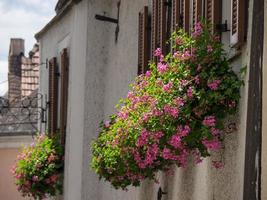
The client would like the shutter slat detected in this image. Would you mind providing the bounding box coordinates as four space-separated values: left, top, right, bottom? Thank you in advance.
172 0 180 32
152 0 159 59
138 6 149 75
230 0 245 46
48 57 58 137
182 0 190 33
205 0 222 34
158 0 167 54
192 0 202 30
60 48 69 146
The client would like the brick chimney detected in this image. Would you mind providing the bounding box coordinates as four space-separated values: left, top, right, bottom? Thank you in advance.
8 38 25 103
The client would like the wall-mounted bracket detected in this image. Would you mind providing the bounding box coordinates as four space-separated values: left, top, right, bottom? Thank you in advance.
216 20 230 32
95 1 121 43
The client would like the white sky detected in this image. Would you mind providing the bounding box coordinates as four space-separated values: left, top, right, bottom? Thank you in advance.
0 0 57 96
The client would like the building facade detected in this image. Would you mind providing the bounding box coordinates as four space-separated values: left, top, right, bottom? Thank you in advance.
36 0 266 199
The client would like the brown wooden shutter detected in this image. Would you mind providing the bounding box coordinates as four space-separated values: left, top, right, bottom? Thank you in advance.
158 0 168 55
60 48 69 146
205 0 222 33
172 0 181 32
152 0 159 59
181 0 190 33
48 57 58 137
192 0 203 28
138 6 149 75
230 0 245 47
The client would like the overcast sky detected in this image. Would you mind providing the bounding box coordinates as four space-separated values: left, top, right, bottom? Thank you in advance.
0 0 57 96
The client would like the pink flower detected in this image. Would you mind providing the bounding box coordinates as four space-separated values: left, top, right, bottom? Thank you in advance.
192 22 202 37
164 105 179 118
177 125 191 137
207 45 213 53
169 134 182 149
32 176 39 182
104 121 110 128
202 116 216 127
180 79 188 86
208 79 221 90
181 50 191 60
173 51 182 59
157 63 168 74
176 38 183 45
163 81 173 92
154 48 162 57
48 154 56 163
211 127 220 136
187 86 194 98
136 129 149 147
202 138 221 151
145 70 152 77
50 174 59 183
127 91 134 99
174 97 185 107
118 110 129 120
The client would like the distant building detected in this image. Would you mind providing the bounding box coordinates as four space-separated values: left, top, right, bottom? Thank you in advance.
8 39 39 103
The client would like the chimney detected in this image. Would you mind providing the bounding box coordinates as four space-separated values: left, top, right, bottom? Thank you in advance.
8 38 25 103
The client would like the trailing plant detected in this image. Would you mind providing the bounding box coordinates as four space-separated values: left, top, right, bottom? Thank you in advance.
11 134 64 199
91 21 243 190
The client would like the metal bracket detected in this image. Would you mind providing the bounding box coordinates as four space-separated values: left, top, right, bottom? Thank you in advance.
216 20 230 32
95 1 121 43
157 187 167 200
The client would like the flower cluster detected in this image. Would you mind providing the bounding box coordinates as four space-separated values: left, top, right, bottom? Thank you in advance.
11 134 64 199
91 22 243 189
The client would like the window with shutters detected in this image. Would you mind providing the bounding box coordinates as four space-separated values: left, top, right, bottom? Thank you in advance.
138 6 149 75
60 48 69 146
230 0 246 47
48 57 59 137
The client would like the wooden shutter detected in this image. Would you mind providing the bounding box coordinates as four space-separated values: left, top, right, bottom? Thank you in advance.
158 0 167 55
172 0 181 32
181 0 190 33
152 0 159 59
138 6 149 75
205 0 222 33
60 48 69 146
192 0 203 28
230 0 245 46
48 57 58 137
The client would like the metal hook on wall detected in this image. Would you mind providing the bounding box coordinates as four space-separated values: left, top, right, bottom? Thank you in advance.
95 0 121 43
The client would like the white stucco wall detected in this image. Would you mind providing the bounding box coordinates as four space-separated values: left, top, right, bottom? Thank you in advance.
37 0 254 199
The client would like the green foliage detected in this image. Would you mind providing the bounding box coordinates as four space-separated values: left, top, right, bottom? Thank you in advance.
11 134 64 199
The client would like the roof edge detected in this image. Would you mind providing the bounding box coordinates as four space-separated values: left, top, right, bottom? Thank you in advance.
35 0 75 40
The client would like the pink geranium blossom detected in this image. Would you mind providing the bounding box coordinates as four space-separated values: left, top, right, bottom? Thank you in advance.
157 62 168 74
208 79 221 90
203 116 216 127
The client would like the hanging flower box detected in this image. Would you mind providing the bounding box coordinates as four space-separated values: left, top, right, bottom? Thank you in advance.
91 21 243 190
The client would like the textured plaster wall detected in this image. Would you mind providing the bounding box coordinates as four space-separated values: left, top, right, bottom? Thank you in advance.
262 0 267 198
